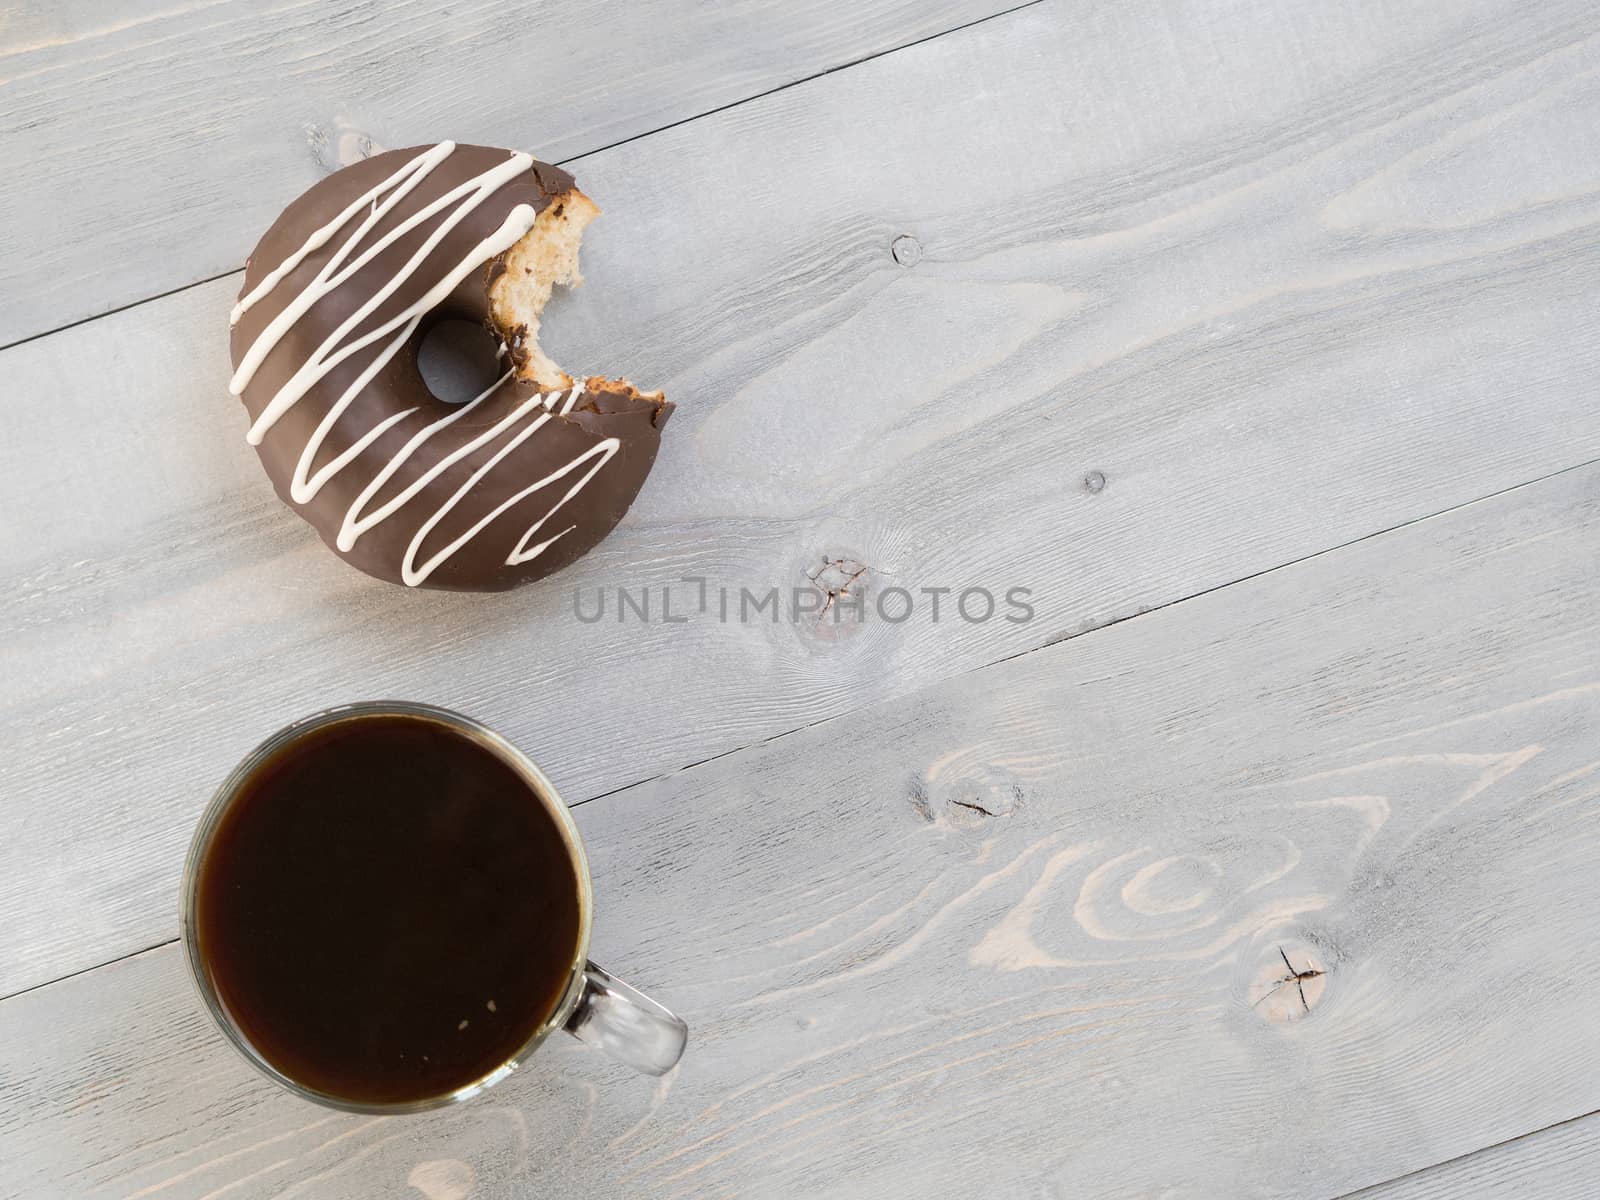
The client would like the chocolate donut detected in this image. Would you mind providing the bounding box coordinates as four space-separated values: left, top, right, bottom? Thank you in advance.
228 142 671 591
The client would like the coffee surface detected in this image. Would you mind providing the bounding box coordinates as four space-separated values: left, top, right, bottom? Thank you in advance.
195 713 582 1105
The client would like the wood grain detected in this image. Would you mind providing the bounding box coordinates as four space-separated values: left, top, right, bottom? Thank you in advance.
3 457 1599 1198
0 0 1022 347
5 0 1600 998
1349 1112 1600 1199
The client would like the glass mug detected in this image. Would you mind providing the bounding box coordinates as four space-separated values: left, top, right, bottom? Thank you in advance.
180 701 687 1114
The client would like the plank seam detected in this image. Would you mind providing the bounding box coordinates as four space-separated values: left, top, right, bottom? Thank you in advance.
0 938 177 1006
576 448 1600 808
0 0 1051 357
1334 1106 1600 1198
976 451 1600 680
10 451 1595 1007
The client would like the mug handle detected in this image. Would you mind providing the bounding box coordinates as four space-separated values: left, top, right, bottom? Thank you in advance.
564 962 688 1075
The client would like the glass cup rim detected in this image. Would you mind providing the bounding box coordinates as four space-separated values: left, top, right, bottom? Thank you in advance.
179 699 596 1115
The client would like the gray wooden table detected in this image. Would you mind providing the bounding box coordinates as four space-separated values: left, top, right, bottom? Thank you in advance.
4 1 1600 1196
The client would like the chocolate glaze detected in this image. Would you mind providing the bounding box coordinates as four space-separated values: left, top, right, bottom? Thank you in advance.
229 144 671 591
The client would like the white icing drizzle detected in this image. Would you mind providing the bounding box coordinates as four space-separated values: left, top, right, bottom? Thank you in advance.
239 187 536 440
401 419 620 588
231 142 624 587
229 141 455 329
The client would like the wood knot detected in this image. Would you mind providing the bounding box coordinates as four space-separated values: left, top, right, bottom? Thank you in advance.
890 234 923 267
793 556 872 647
806 557 869 611
909 764 1022 829
1249 942 1328 1023
306 119 381 172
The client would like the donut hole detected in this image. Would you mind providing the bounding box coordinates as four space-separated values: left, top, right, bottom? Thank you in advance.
417 319 505 405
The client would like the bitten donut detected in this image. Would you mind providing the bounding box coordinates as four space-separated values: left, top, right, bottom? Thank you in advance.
228 142 671 591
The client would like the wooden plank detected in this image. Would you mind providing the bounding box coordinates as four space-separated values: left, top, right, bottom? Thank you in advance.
1349 1113 1600 1199
0 0 1022 347
3 462 1599 1198
5 0 1600 997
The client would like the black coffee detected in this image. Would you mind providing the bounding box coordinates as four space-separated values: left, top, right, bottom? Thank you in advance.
194 713 583 1105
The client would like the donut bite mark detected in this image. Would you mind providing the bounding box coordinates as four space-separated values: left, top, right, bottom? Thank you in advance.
487 189 594 388
228 142 672 592
486 190 670 424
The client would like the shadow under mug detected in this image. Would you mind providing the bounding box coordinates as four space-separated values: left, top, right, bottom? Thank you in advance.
179 700 688 1114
